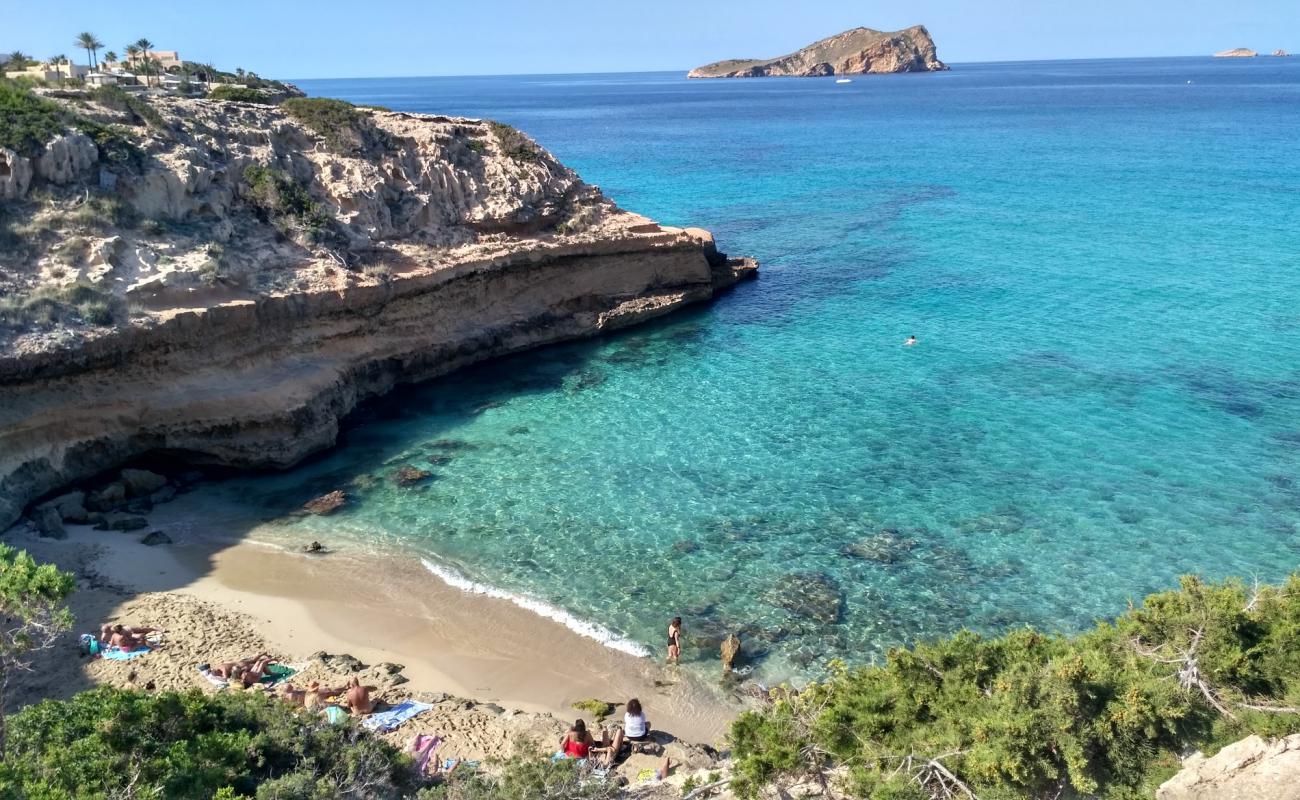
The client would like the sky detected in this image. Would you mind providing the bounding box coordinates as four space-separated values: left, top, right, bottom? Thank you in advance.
5 0 1297 79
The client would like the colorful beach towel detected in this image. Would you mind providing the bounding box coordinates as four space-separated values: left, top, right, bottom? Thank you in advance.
102 647 150 661
361 700 433 732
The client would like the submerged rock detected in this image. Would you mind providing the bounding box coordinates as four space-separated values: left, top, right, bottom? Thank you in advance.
391 467 433 487
767 572 844 625
302 490 348 515
841 529 917 563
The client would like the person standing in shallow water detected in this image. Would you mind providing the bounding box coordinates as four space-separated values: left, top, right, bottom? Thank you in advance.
667 617 682 664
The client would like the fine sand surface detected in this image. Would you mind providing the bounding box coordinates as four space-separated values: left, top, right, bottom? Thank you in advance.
6 512 744 750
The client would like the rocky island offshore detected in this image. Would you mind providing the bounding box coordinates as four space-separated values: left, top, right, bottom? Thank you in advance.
0 84 755 528
688 25 947 79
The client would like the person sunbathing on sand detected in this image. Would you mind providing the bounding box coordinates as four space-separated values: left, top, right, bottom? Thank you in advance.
344 676 378 715
208 654 274 686
104 624 162 650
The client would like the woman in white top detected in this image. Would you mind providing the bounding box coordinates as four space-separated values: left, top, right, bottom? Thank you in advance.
623 697 649 741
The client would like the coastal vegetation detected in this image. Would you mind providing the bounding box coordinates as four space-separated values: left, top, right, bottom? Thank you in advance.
487 122 541 163
729 573 1300 799
242 164 329 240
281 97 374 151
209 84 268 103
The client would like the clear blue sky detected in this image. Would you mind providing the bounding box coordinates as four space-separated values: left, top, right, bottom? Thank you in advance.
6 0 1297 78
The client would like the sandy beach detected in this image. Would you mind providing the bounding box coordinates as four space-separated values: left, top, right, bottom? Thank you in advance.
5 495 745 772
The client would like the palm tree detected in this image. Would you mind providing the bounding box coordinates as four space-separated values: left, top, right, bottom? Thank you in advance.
75 32 103 69
103 50 118 69
124 44 141 81
48 54 68 85
133 38 155 86
3 51 32 72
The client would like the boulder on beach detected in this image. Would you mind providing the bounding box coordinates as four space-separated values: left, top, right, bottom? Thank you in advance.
33 506 66 538
140 531 173 546
86 482 127 512
121 469 168 497
38 490 89 524
108 517 149 532
302 490 348 515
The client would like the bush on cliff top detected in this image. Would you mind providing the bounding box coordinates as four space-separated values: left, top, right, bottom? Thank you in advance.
0 687 423 799
486 121 541 163
0 78 70 156
242 164 328 239
281 96 372 151
209 84 268 104
730 573 1300 799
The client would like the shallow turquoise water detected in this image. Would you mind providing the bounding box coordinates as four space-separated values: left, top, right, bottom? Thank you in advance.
205 59 1300 679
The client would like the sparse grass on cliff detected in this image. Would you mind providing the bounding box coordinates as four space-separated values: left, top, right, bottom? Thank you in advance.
91 84 166 128
242 164 329 240
729 573 1300 799
0 281 121 331
487 121 541 163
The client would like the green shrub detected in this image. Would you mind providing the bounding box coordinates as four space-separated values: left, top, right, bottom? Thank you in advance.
0 78 69 156
729 573 1300 799
420 750 621 800
91 84 165 128
0 687 422 799
487 122 541 163
281 97 368 151
242 164 328 239
570 699 615 722
209 85 267 104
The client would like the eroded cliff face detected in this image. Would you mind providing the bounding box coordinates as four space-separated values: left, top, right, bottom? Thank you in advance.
0 92 755 528
688 25 947 78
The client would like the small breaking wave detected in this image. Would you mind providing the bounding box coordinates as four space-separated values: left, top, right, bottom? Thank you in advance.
419 558 652 658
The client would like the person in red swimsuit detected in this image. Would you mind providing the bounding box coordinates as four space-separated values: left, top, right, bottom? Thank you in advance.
559 719 595 759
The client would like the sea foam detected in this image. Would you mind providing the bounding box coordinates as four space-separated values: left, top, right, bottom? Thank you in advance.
420 558 652 658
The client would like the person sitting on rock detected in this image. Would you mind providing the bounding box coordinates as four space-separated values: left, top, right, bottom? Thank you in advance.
303 679 346 710
279 683 307 707
558 719 595 759
344 676 378 715
623 698 650 743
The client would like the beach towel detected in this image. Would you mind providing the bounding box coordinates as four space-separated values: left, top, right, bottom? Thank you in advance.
198 667 228 688
361 700 433 732
102 646 150 661
408 734 442 775
324 706 350 726
260 664 296 684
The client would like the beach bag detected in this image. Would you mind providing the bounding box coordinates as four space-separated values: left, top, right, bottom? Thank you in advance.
78 634 101 657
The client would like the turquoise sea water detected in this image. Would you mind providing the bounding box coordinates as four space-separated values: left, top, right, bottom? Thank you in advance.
205 59 1300 680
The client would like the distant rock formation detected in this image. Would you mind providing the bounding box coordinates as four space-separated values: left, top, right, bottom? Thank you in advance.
1214 48 1258 58
1158 734 1300 800
688 25 947 79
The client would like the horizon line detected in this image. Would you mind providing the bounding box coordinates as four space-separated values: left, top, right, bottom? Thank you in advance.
286 52 1290 83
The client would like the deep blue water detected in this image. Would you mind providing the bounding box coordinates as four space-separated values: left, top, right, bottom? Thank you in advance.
206 58 1300 679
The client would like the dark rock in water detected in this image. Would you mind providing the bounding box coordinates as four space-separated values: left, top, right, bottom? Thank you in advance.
564 369 607 393
120 468 168 497
33 506 66 539
767 571 844 624
109 516 149 532
429 439 476 451
39 490 88 524
86 482 127 512
150 486 178 505
140 530 172 546
425 454 454 466
841 529 916 563
391 467 433 486
302 490 348 515
303 541 327 554
472 401 503 414
673 539 699 554
506 426 530 436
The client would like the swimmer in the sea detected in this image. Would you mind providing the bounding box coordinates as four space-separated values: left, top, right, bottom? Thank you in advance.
905 335 917 346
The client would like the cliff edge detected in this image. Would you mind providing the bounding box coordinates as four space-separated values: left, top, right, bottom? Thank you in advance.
688 25 947 78
0 87 755 528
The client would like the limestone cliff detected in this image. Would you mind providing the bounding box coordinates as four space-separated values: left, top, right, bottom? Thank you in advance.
688 25 947 79
0 90 755 529
1158 734 1300 800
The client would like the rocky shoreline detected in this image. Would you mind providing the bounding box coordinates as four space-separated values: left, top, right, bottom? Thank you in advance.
0 90 756 530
